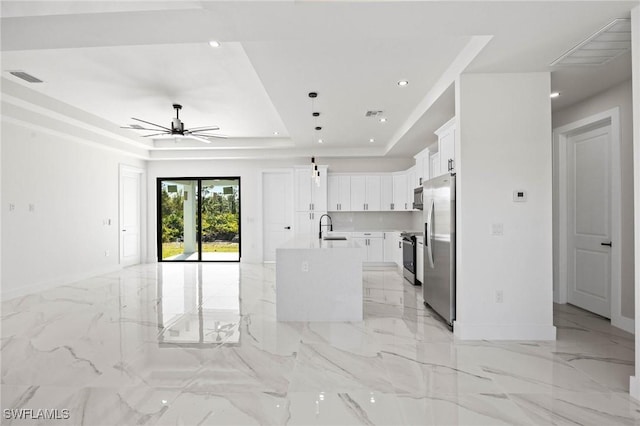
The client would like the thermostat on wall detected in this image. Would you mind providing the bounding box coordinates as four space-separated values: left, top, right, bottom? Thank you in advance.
513 190 527 202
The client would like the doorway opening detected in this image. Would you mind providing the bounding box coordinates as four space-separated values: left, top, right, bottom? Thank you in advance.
555 107 630 332
157 177 241 262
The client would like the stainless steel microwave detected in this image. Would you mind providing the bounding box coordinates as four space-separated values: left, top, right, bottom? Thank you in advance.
413 186 423 210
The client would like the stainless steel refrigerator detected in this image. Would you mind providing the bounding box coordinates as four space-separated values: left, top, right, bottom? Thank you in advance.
423 173 456 326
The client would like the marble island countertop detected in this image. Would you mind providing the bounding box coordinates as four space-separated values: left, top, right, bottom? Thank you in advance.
277 235 361 250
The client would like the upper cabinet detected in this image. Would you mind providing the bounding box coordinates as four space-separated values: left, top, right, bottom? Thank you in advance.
294 166 327 212
434 117 456 176
327 175 351 211
406 166 417 211
413 148 431 186
350 175 381 211
430 152 441 180
380 175 394 211
350 176 366 211
392 173 409 211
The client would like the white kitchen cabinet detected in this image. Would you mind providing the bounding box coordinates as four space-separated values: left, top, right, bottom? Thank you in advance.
352 232 384 262
365 176 381 211
350 175 381 211
294 166 327 212
327 174 351 211
380 175 394 211
384 232 402 264
294 211 326 236
416 236 424 284
350 176 366 211
435 117 456 176
407 166 417 211
393 173 409 211
414 147 430 186
430 153 441 179
368 237 384 262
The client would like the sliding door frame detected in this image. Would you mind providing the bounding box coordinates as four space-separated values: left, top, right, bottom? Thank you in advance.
156 176 241 262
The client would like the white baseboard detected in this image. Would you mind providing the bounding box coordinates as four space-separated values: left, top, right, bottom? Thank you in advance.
454 322 557 340
630 376 640 401
363 262 397 269
612 314 635 335
1 264 123 301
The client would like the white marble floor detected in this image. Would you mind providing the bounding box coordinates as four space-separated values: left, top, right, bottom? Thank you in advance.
1 262 638 425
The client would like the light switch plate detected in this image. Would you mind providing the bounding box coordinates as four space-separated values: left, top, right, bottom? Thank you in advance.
491 223 504 236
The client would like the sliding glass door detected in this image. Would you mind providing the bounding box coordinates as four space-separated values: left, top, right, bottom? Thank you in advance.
157 177 240 262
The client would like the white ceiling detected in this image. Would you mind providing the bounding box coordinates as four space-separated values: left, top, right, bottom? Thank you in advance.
1 1 636 160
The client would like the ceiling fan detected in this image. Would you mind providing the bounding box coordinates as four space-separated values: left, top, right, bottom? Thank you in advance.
122 104 226 143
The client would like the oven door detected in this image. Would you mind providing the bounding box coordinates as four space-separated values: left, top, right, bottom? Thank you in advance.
402 237 416 283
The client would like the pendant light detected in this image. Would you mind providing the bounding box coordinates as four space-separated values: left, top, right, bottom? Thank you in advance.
309 92 321 186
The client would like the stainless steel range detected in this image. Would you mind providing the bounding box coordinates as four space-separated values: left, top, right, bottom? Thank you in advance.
401 231 423 285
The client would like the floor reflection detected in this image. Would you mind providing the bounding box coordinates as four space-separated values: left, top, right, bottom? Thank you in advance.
157 263 241 346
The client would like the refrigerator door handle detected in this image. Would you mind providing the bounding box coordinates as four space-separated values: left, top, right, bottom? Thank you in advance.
426 200 435 268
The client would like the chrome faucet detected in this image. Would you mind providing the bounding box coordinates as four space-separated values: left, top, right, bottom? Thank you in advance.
318 214 333 239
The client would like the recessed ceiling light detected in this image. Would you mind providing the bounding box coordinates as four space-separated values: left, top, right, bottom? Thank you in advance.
208 40 221 48
550 92 560 98
369 138 375 143
397 80 409 87
379 118 387 123
318 139 323 144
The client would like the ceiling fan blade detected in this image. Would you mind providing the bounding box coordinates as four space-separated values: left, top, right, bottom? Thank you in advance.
191 133 228 139
131 117 172 131
187 125 220 132
141 132 171 138
121 126 168 132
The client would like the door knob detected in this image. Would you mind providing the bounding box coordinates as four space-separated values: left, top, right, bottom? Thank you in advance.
601 242 612 247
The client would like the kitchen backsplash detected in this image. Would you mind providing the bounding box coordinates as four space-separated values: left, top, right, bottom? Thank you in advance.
331 211 421 232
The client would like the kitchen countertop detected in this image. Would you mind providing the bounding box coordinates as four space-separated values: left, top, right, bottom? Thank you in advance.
277 235 361 250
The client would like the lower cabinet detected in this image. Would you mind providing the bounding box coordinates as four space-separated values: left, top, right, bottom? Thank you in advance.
352 232 384 262
416 236 424 283
384 232 402 265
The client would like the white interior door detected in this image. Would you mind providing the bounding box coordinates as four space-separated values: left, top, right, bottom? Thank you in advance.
263 171 293 262
567 125 612 318
120 166 142 266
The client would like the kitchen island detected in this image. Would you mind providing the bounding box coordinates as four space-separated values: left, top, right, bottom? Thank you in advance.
275 235 364 321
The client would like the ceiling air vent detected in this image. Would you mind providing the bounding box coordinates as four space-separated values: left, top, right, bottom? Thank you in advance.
365 110 384 117
550 18 631 66
9 71 43 83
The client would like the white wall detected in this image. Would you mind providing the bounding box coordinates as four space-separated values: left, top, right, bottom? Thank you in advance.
552 79 634 320
455 72 556 340
1 120 146 299
147 157 415 263
630 4 640 402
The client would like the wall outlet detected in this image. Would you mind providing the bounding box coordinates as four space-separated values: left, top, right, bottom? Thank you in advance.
495 290 503 303
8 203 15 212
301 261 309 272
491 223 504 236
28 204 35 212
